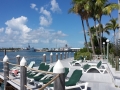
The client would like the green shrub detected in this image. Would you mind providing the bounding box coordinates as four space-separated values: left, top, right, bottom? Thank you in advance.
74 52 91 60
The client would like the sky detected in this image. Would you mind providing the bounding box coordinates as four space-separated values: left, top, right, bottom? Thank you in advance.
0 0 119 49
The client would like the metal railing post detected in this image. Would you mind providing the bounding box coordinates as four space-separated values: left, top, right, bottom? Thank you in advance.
16 55 21 65
3 55 9 90
20 57 27 90
43 54 46 62
53 60 65 90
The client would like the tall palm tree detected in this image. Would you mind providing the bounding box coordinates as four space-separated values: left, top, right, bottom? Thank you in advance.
97 24 110 38
75 0 96 54
90 0 119 54
105 18 119 42
88 25 110 46
69 0 90 52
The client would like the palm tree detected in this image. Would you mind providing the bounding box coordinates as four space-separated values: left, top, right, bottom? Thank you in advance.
75 0 96 54
88 25 110 46
105 18 119 42
69 0 90 52
90 0 119 54
97 24 110 38
69 0 119 55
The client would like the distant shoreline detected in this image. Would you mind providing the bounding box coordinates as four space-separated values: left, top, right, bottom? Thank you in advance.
0 50 75 52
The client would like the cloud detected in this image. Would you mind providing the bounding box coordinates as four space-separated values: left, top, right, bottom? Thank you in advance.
30 3 38 11
3 16 32 43
40 7 51 17
35 8 38 11
5 16 31 33
28 27 67 41
51 31 67 39
39 7 52 26
0 39 4 42
52 39 68 47
41 39 49 43
32 39 39 43
0 16 67 47
0 28 4 33
30 3 36 9
50 0 61 13
5 27 12 34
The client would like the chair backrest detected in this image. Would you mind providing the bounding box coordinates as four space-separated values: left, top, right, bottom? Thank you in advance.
83 64 91 71
38 62 46 70
43 64 50 71
49 66 54 72
65 68 69 77
65 69 82 86
28 61 35 68
97 61 102 68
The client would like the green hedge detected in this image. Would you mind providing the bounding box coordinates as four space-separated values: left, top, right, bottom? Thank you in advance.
74 52 91 60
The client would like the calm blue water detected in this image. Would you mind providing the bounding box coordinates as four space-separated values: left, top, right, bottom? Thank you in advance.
0 51 74 72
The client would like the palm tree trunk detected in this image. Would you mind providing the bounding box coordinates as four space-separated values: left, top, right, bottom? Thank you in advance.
93 19 100 45
97 19 102 54
81 17 89 52
114 29 115 43
86 19 95 54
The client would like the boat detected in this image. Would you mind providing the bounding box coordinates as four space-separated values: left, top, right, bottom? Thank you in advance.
19 44 35 52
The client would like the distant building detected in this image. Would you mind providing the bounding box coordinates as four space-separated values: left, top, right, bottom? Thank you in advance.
70 48 80 51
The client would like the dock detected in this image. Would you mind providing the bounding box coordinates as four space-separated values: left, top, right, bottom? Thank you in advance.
0 57 120 90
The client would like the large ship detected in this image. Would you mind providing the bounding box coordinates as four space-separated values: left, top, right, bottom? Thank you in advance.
19 44 35 52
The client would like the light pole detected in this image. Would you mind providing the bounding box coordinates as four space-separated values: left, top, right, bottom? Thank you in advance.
106 39 109 61
103 42 105 60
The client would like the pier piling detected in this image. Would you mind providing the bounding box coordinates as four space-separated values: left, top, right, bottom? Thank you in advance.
64 52 66 59
60 53 62 60
4 49 6 56
67 52 69 58
16 55 21 65
3 55 9 90
43 54 46 62
50 52 53 63
69 52 71 58
56 53 58 61
53 60 65 90
20 57 27 90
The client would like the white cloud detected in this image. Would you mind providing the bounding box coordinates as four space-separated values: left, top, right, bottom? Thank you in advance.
30 3 36 9
41 39 49 43
51 31 67 38
0 39 4 42
40 7 51 17
0 15 67 48
5 27 12 34
35 8 38 11
39 16 52 26
3 16 32 43
50 0 61 13
30 3 38 11
0 28 4 33
32 40 39 43
5 16 31 33
39 7 52 26
52 39 68 47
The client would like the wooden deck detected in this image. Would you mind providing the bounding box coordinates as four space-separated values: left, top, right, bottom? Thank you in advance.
0 57 120 90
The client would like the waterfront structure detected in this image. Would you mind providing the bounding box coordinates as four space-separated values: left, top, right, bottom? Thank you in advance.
19 44 35 52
